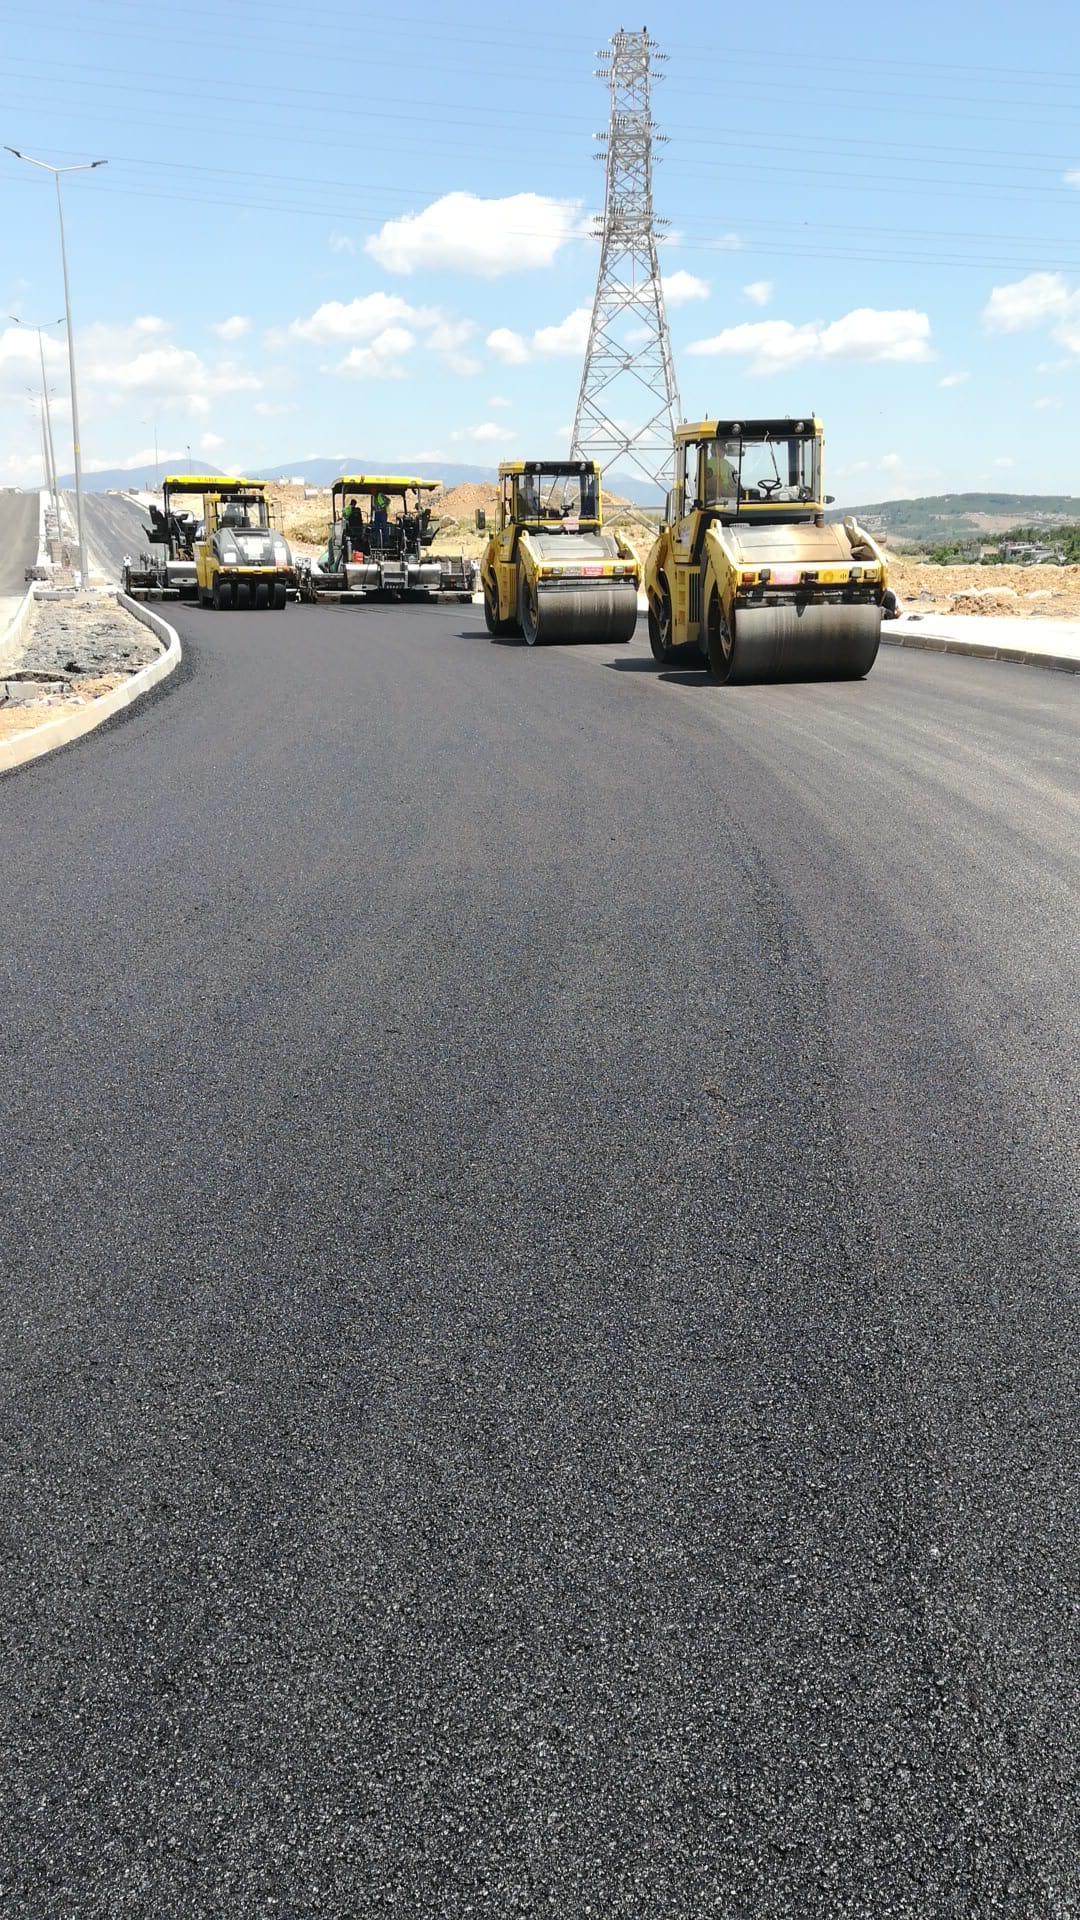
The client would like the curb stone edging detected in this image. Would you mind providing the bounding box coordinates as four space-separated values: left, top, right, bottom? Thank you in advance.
0 591 181 776
881 628 1079 674
0 584 39 673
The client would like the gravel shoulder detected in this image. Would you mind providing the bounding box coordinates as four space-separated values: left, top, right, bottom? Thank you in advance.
0 590 162 742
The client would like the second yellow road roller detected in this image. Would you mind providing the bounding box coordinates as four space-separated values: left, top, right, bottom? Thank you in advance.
479 460 640 645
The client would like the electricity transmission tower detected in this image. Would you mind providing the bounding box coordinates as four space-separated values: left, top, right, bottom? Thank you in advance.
571 27 681 492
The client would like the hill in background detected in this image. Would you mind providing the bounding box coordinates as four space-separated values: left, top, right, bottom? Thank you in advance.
829 492 1080 545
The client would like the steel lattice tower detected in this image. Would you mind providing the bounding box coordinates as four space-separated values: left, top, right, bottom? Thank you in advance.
571 26 681 492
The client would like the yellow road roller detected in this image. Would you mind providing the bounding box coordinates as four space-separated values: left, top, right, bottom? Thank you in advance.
644 418 888 681
479 460 640 646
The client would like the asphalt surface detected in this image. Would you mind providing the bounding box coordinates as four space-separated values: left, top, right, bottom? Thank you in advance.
69 489 156 582
0 489 39 600
2 605 1077 1917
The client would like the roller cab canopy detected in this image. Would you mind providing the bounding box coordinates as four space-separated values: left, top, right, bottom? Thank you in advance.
496 460 603 530
674 419 826 521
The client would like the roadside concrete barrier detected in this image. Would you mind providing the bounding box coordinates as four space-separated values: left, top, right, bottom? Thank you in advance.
0 584 38 674
0 592 181 776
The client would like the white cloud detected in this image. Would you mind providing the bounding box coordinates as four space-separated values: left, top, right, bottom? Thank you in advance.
983 272 1080 355
75 321 262 417
982 271 1073 331
743 280 773 307
533 306 591 357
487 326 530 366
329 232 355 254
819 308 933 362
211 315 250 341
366 192 583 277
992 456 1014 468
708 233 743 251
879 452 902 471
687 306 933 374
487 394 512 409
404 449 444 462
662 270 709 307
1064 170 1080 188
452 421 517 445
199 432 225 452
489 306 593 366
287 292 436 345
254 399 296 416
938 371 969 388
334 325 416 379
1033 394 1064 411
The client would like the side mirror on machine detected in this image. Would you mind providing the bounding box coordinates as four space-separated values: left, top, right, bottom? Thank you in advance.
824 495 835 504
475 508 486 531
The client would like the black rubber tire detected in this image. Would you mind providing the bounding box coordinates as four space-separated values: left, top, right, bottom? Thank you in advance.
235 582 252 612
212 576 233 611
272 581 288 611
255 581 270 611
706 589 736 683
648 582 676 665
518 573 541 646
483 574 513 637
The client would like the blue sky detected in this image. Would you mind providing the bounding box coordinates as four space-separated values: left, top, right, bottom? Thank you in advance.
2 0 1079 499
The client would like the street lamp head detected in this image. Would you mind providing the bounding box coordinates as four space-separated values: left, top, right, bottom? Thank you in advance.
6 148 109 175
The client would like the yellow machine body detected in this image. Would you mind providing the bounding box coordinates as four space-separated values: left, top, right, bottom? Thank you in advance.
479 460 640 646
643 419 888 681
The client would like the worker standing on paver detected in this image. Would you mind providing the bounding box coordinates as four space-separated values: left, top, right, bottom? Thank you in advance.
373 489 390 545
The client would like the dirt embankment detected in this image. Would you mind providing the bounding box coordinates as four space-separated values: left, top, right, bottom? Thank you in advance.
886 555 1080 619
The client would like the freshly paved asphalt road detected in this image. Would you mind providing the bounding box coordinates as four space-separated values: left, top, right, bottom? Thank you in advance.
2 605 1076 1917
68 489 156 582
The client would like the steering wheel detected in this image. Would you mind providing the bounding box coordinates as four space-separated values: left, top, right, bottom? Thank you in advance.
756 478 784 497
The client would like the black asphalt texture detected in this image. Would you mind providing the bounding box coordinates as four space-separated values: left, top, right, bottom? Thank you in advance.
2 605 1077 1917
70 490 156 582
0 490 39 594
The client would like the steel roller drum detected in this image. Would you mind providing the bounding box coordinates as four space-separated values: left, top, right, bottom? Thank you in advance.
730 600 881 683
533 583 639 645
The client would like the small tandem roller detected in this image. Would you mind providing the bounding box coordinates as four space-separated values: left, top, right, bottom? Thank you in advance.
479 460 641 647
644 417 889 683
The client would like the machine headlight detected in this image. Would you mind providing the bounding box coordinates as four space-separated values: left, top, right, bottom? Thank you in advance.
273 540 289 563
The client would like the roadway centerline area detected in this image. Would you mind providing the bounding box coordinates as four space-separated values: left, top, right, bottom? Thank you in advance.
2 602 1076 1915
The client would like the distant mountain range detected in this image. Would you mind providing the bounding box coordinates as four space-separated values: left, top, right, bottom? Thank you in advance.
57 457 665 505
53 472 1080 541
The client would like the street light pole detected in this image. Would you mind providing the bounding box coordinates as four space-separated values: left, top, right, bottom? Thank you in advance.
11 316 65 563
5 149 107 588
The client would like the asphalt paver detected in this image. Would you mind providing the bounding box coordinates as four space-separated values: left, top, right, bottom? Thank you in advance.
1 606 1076 1917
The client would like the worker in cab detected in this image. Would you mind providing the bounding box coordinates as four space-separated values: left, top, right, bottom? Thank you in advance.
704 442 739 502
345 497 364 557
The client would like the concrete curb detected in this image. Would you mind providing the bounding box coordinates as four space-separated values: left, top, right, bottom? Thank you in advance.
881 626 1079 674
0 584 38 673
0 592 181 776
